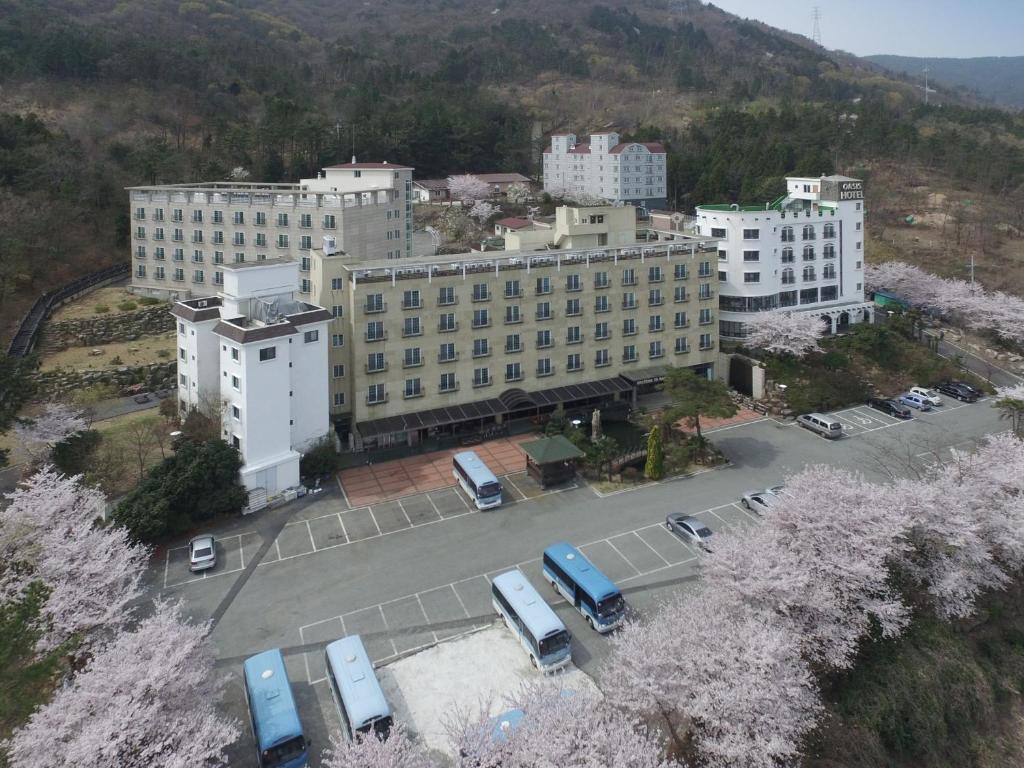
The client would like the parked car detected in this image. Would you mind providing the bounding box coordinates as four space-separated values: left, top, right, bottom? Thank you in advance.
741 487 784 515
909 386 942 406
866 397 913 419
796 413 844 439
898 392 933 411
665 513 713 551
188 535 217 572
935 380 981 402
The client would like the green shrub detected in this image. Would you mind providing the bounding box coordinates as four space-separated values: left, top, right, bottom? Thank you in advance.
112 439 247 541
137 296 161 306
644 425 664 480
109 355 123 365
93 304 109 314
116 300 137 312
300 438 340 478
156 349 170 359
51 429 101 477
621 466 641 483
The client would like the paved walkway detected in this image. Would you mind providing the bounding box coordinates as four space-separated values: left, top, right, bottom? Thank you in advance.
679 407 764 433
338 434 534 507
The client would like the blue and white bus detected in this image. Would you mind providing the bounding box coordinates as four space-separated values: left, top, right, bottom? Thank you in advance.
542 542 626 633
491 570 572 672
453 450 502 510
242 649 310 768
324 635 393 740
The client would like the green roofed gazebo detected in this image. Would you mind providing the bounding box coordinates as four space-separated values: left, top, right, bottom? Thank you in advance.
519 435 586 489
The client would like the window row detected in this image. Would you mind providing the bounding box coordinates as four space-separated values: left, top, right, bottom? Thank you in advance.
134 209 340 229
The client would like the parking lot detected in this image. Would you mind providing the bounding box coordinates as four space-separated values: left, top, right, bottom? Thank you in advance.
799 397 989 439
162 470 576 589
295 499 760 684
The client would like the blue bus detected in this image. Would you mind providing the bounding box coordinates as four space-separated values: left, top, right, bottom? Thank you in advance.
242 649 310 768
453 451 502 510
542 543 626 633
324 635 393 739
491 570 572 672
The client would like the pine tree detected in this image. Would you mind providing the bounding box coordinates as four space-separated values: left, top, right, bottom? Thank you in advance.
644 426 664 480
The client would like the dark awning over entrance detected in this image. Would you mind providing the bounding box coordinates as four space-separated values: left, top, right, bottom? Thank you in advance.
618 365 667 387
356 376 634 439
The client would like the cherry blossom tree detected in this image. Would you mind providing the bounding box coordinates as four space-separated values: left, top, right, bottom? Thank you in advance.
448 683 672 768
866 260 1024 345
0 466 147 651
995 383 1024 436
711 466 911 669
14 403 87 459
447 174 490 205
3 600 239 768
322 724 433 768
742 308 827 356
604 590 819 768
469 200 501 223
893 433 1024 619
505 182 531 204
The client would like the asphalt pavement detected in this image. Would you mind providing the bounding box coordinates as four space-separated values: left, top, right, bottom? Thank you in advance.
150 394 1007 766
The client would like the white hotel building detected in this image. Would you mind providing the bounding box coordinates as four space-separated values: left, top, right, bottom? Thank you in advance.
171 259 331 495
696 175 874 341
128 161 413 300
542 131 668 210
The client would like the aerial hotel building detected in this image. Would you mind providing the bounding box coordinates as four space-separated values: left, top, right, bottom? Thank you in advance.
695 175 874 341
128 161 413 300
542 131 667 210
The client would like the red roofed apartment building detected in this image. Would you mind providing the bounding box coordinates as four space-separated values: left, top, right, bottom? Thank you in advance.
542 131 667 211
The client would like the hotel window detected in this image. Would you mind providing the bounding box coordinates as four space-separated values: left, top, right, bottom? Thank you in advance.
649 341 664 358
567 353 582 371
367 384 386 404
440 373 457 392
505 279 522 298
255 212 266 226
277 213 289 227
231 375 240 390
594 271 609 289
331 305 343 318
505 362 522 382
699 308 712 325
304 330 319 343
595 321 609 340
743 250 759 262
566 274 581 292
699 333 713 349
135 264 146 278
536 330 552 349
404 378 422 398
473 338 490 357
277 234 289 248
505 305 521 324
333 393 345 407
675 337 689 354
744 272 760 283
472 309 490 328
300 213 312 228
402 317 422 337
623 318 637 336
566 326 581 344
472 283 490 302
439 342 456 362
595 349 610 367
536 301 552 320
742 228 759 239
332 334 344 348
193 270 204 283
648 316 663 332
536 358 552 376
233 211 244 225
622 344 637 362
622 268 637 286
648 265 663 282
439 313 457 332
472 368 490 387
331 277 343 290
674 311 688 328
505 334 521 353
366 321 385 341
300 235 312 250
258 346 276 362
673 264 688 280
402 290 422 309
333 364 345 378
536 276 552 295
323 214 336 229
648 289 663 306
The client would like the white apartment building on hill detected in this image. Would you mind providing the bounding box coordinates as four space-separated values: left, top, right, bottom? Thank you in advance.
128 161 413 300
171 259 331 495
696 175 874 341
542 132 667 210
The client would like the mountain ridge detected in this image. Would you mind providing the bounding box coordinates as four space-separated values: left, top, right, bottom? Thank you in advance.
865 54 1024 110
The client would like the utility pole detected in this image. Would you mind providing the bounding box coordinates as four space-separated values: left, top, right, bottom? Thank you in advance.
923 65 930 105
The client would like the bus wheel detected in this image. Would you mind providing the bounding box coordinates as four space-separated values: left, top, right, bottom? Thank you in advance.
530 655 538 669
586 616 594 631
551 580 559 593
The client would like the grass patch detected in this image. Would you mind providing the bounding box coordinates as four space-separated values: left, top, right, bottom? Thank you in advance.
39 333 176 373
0 585 69 747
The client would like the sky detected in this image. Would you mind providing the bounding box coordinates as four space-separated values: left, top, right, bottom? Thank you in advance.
707 0 1024 58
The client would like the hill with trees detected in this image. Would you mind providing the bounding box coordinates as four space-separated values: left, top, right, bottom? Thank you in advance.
866 54 1024 110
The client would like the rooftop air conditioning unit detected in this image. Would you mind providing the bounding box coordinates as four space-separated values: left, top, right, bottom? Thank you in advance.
323 235 337 255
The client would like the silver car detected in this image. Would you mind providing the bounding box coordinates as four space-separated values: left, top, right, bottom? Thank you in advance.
665 513 713 551
188 535 217 572
741 486 784 515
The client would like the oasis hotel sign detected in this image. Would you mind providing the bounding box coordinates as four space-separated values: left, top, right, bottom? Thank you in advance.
822 178 865 201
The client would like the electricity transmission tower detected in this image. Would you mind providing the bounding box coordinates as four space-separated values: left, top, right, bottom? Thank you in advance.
811 7 822 46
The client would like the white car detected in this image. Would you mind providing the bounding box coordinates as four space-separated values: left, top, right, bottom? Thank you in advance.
741 487 783 516
909 386 942 406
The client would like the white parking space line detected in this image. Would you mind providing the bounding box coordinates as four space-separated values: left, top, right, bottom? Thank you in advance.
335 512 350 544
336 474 351 509
414 594 439 645
396 498 413 527
274 538 283 562
425 493 443 521
305 520 316 552
368 507 383 536
163 550 171 589
633 530 671 567
504 473 526 500
605 538 642 576
453 487 472 510
449 584 471 619
378 605 398 657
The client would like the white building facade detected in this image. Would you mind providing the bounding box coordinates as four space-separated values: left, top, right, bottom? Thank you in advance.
542 132 667 210
696 175 874 341
171 259 332 496
129 161 413 300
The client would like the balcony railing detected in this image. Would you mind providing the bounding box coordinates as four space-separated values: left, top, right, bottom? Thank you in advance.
364 302 387 314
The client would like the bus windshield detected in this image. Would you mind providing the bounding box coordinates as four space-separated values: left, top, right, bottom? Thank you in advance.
538 629 571 658
263 736 306 768
477 481 501 499
358 715 393 739
597 594 625 618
